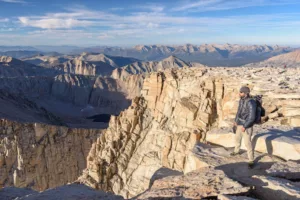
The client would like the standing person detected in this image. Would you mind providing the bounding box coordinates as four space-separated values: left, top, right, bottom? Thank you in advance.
231 86 257 169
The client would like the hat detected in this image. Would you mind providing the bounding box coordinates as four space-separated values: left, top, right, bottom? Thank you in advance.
240 86 250 94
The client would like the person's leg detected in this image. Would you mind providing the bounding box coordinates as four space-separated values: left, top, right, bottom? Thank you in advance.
244 127 254 162
234 125 243 153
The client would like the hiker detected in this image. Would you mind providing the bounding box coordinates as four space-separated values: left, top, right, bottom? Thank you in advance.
231 86 257 168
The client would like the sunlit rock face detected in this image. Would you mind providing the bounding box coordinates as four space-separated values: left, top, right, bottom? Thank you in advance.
2 66 300 199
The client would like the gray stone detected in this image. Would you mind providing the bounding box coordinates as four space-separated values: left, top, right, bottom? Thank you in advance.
253 176 300 200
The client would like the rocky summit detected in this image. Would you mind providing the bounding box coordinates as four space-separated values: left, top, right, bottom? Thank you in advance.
1 62 300 200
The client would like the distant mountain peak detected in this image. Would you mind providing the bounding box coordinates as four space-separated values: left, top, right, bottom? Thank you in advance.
162 55 180 62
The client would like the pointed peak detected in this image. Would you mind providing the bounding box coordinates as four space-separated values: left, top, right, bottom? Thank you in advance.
162 55 180 62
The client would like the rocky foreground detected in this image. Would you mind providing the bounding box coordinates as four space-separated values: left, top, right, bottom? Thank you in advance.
1 66 300 199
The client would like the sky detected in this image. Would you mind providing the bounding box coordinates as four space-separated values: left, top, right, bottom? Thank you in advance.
0 0 300 47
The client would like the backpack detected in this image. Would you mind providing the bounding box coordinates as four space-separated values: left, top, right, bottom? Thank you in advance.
251 95 265 124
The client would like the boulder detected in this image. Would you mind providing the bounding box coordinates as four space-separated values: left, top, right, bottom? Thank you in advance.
206 126 300 161
253 176 300 200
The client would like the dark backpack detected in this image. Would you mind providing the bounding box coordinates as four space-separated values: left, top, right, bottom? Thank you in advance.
251 95 265 124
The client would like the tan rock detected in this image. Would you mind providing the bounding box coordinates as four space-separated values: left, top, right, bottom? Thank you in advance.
0 119 98 190
279 107 300 117
184 151 209 174
268 93 300 99
268 112 279 119
206 126 300 161
290 117 300 127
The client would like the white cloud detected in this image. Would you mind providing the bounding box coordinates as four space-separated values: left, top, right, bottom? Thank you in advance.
6 5 300 46
19 17 93 29
15 7 300 31
172 0 300 12
144 5 164 12
0 0 26 3
172 0 222 11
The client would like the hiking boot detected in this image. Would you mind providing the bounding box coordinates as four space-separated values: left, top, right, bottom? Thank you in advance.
248 161 255 169
230 151 241 156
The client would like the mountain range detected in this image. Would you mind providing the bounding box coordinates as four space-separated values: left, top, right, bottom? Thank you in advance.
72 44 292 66
0 44 294 66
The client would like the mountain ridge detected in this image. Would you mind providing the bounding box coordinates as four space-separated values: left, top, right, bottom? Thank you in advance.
72 43 292 66
244 49 300 68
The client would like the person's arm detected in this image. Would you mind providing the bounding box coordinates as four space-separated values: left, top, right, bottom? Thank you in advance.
235 100 241 124
243 99 257 129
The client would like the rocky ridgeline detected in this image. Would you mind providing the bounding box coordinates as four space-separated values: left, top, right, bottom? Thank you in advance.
244 50 300 68
79 66 300 198
0 56 56 77
1 66 300 199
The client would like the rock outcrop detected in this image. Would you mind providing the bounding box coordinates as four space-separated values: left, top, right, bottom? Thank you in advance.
1 66 300 199
0 119 100 190
78 66 300 198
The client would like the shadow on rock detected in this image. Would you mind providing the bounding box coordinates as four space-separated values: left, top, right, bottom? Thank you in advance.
252 128 300 157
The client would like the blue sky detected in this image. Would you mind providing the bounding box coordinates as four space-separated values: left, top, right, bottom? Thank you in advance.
0 0 300 46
